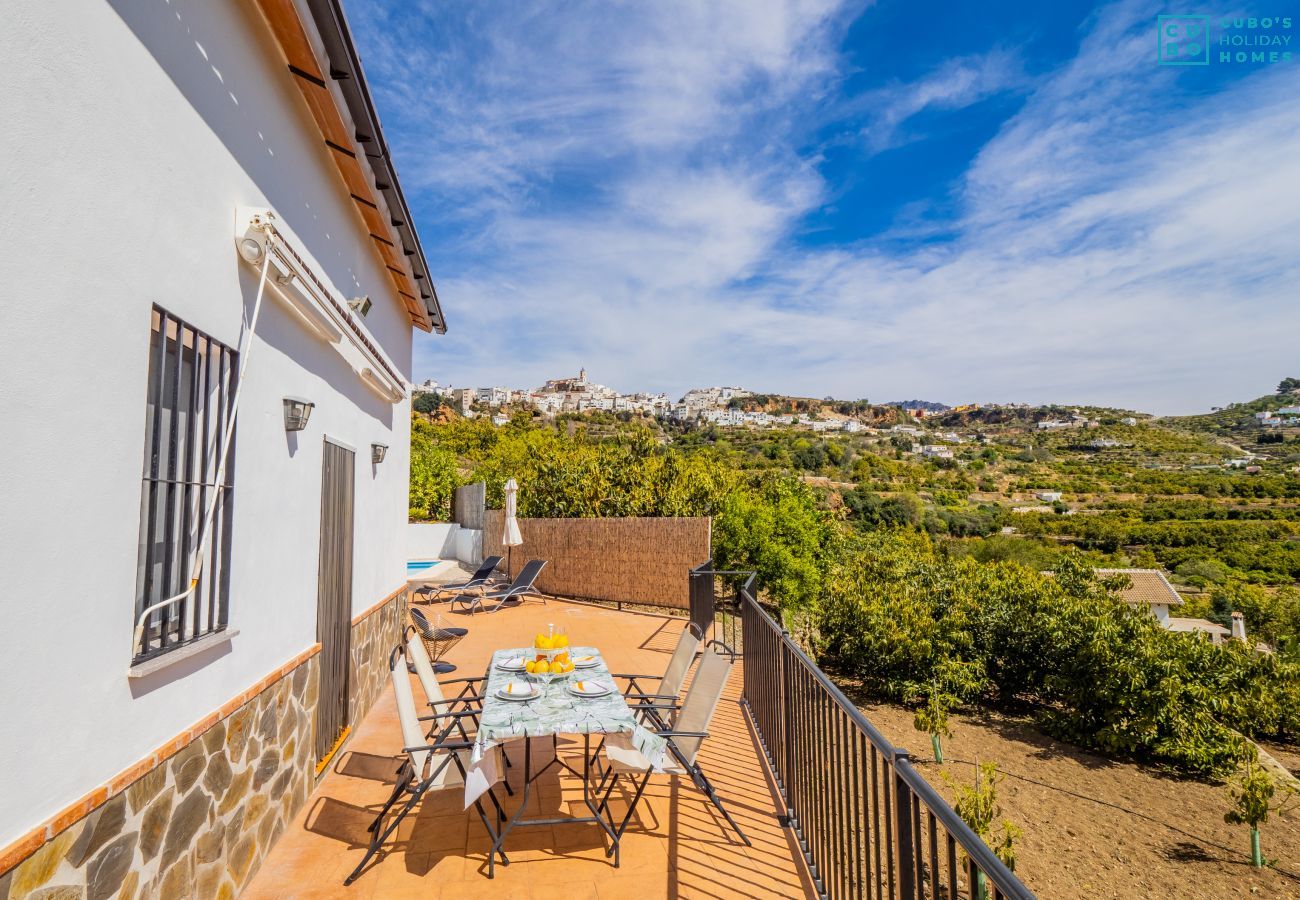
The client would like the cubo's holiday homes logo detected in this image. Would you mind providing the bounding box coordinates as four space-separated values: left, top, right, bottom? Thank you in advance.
1158 15 1294 65
1158 15 1210 64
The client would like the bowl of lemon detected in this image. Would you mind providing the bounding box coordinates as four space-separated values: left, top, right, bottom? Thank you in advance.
525 627 575 682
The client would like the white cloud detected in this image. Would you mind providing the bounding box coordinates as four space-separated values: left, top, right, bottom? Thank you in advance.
356 0 1300 414
853 50 1025 153
355 0 844 212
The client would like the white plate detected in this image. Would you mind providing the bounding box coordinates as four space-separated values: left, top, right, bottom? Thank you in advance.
572 655 600 669
496 657 527 672
495 681 539 701
568 680 612 697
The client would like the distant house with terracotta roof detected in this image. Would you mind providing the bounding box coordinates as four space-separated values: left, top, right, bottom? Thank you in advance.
1095 568 1184 625
1041 567 1265 647
1082 569 1257 647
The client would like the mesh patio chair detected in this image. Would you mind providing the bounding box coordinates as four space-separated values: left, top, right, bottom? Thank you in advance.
594 643 751 848
412 556 503 604
449 559 549 614
408 606 467 673
610 622 703 729
343 644 509 885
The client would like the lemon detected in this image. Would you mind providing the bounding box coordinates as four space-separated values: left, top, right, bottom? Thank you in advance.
525 660 537 674
534 633 553 650
536 660 551 674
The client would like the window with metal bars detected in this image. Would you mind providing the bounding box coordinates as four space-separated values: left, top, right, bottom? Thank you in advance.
132 306 238 662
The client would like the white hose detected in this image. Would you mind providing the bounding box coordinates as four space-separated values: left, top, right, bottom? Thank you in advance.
132 236 276 657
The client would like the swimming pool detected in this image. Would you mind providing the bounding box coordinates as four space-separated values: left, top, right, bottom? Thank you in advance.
407 560 438 574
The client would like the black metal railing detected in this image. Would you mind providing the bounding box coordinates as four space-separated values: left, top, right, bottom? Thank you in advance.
688 562 754 653
720 571 1034 900
688 560 716 639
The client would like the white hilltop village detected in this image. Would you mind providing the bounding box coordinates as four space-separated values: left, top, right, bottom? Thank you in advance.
411 371 1266 476
414 368 883 431
411 369 1270 472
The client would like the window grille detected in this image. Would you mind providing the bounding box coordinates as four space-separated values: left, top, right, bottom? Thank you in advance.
133 306 237 661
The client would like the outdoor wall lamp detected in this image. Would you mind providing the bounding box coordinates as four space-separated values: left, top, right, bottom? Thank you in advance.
282 396 314 432
371 443 388 464
348 296 373 318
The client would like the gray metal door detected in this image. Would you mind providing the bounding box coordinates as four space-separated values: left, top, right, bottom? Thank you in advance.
315 439 355 762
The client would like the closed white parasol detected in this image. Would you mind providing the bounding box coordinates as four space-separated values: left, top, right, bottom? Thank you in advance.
503 478 523 575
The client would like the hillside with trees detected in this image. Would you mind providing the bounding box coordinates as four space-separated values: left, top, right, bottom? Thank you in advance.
1168 377 1300 450
410 384 1300 781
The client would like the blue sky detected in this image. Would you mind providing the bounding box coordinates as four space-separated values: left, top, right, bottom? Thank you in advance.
348 0 1300 414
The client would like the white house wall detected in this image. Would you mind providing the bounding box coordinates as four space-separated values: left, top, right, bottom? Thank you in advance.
407 522 461 560
0 0 413 849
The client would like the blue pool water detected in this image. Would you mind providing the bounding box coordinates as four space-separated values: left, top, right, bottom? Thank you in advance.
407 560 438 573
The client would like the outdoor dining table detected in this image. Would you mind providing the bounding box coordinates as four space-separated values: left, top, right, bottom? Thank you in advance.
464 646 669 877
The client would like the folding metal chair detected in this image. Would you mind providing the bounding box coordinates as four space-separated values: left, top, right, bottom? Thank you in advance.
404 626 513 794
404 624 483 725
595 644 751 848
610 622 703 729
343 645 509 885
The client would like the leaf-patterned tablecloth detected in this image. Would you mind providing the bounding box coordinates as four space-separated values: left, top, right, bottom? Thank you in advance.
463 647 667 806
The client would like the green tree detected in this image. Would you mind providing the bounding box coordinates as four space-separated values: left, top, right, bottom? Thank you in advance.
791 443 826 470
912 667 973 763
1224 756 1295 867
713 473 835 611
816 534 1300 775
945 761 1022 895
913 690 952 762
408 416 460 520
412 392 444 415
843 488 923 530
1175 557 1230 587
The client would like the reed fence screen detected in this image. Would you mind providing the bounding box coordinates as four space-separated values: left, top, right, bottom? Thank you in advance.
482 511 710 609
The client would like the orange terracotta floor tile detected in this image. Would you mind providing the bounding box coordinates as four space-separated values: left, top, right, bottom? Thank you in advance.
243 598 816 899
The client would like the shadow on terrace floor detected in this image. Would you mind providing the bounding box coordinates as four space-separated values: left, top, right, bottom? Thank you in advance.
244 597 816 899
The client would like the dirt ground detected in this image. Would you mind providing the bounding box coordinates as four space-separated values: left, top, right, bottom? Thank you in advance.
854 702 1300 899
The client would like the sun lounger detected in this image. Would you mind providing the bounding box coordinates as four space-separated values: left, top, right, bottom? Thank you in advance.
449 559 548 614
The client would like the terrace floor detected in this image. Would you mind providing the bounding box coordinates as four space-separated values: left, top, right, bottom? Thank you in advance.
244 596 816 899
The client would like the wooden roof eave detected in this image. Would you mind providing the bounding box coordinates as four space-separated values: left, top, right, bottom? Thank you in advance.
248 0 436 333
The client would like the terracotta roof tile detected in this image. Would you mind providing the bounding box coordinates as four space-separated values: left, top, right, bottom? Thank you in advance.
1095 568 1184 606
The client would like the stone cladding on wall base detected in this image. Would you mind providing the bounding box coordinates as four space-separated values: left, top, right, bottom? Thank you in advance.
0 584 406 900
349 587 407 727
